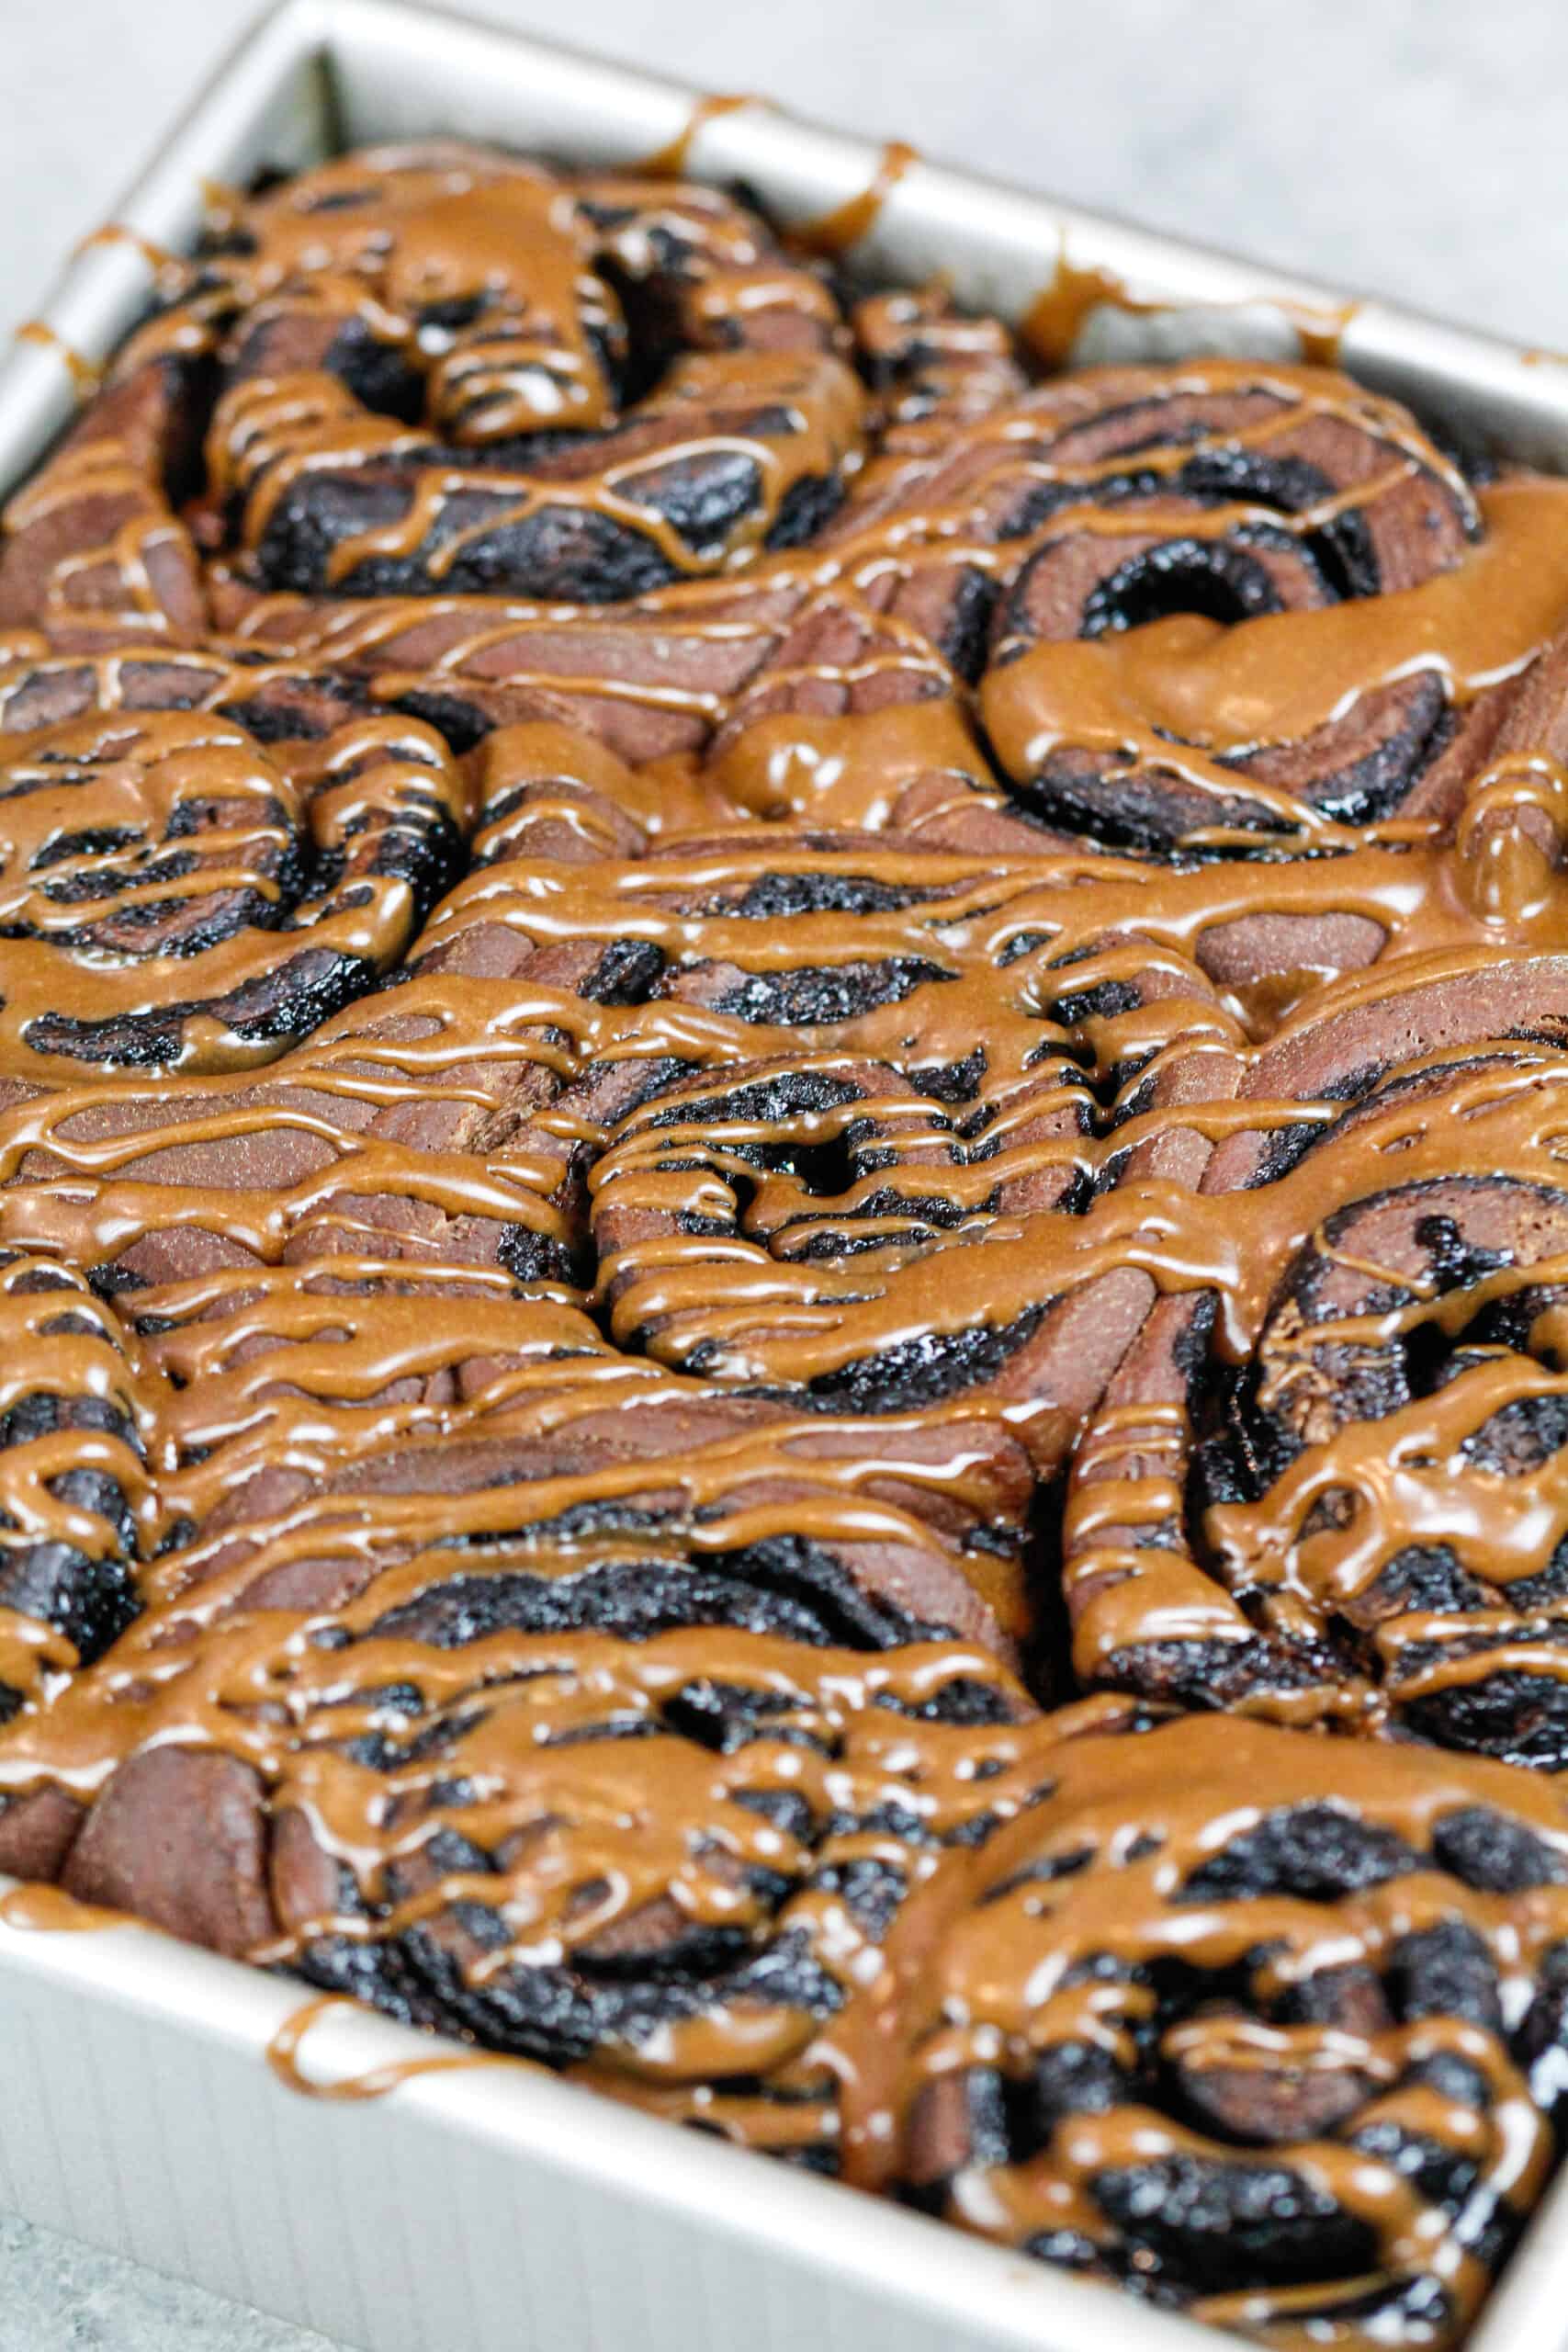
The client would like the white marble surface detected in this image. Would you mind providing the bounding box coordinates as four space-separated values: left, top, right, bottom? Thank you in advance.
1 0 1567 2344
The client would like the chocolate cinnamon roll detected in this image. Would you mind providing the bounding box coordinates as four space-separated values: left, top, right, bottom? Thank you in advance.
26 1626 1034 2091
883 1712 1568 2346
184 148 863 605
0 645 468 1078
589 1050 1148 1464
960 364 1518 855
148 1346 1039 1662
0 727 667 1287
1067 955 1568 1764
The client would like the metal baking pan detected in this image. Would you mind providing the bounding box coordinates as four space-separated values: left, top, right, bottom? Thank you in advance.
3 6 1568 2347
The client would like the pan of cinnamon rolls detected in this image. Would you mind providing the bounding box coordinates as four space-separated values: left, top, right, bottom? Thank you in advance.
8 138 1568 2350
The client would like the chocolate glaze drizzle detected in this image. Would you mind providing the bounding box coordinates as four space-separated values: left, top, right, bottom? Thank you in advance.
6 143 1568 2346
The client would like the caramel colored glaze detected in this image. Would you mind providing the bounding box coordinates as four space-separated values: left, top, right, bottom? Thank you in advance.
1021 255 1146 368
637 94 763 178
791 141 919 257
1287 296 1362 368
14 322 102 397
10 143 1568 2350
267 1994 510 2099
73 224 180 279
1021 258 1359 370
983 480 1568 795
0 1882 126 1932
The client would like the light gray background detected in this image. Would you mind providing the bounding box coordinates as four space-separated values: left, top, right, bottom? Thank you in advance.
5 0 1568 340
1 0 1566 2344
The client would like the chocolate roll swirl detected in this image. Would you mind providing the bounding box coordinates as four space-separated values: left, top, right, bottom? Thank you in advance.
0 356 209 637
0 1254 154 1718
1067 954 1568 1763
16 1626 1034 2093
0 646 468 1077
184 147 863 604
944 357 1541 855
877 1713 1568 2346
973 365 1510 854
148 1355 1039 1663
589 1049 1157 1470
